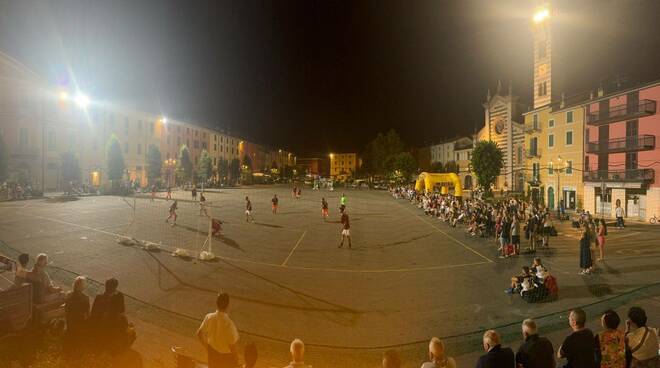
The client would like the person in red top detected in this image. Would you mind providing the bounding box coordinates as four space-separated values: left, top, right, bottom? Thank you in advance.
339 211 352 248
321 198 329 220
245 196 254 223
166 187 172 200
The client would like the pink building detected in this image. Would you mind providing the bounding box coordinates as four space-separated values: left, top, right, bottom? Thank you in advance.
583 81 660 220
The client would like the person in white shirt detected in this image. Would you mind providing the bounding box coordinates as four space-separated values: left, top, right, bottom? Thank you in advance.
283 338 311 368
197 292 239 368
421 337 456 368
615 203 625 229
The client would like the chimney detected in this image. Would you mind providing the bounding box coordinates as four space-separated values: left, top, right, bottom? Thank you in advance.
560 93 565 109
597 85 604 97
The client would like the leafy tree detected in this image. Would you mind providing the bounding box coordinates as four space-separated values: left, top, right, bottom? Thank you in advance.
61 150 81 184
470 140 503 194
388 152 417 183
0 131 7 184
197 149 213 184
106 135 125 188
363 129 406 176
217 158 229 184
242 154 253 171
146 145 162 185
443 160 460 174
229 158 241 185
176 145 193 184
281 165 293 180
430 161 444 173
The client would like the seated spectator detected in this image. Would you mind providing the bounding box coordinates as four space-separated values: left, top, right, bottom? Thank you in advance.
197 292 239 368
382 349 402 368
29 253 63 303
243 341 258 368
421 337 455 368
283 338 311 368
625 307 659 368
516 319 554 368
64 276 91 355
557 308 596 368
90 278 133 354
476 330 514 368
595 309 625 368
13 253 30 287
506 266 533 294
530 258 548 285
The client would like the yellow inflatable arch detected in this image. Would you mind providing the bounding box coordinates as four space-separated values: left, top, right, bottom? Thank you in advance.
414 172 463 197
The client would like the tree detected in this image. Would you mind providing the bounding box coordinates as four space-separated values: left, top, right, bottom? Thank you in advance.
218 158 229 184
242 154 253 172
146 145 162 186
387 152 417 183
106 135 125 188
470 140 503 194
229 158 241 185
363 129 406 177
430 161 444 173
443 160 460 174
0 131 7 184
197 149 213 185
61 150 81 184
176 145 193 184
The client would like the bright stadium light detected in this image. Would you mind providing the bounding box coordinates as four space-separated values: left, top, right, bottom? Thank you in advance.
160 117 168 124
74 92 90 109
58 90 69 102
533 8 550 23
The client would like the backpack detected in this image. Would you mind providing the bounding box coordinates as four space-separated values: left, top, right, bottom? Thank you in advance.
544 275 558 298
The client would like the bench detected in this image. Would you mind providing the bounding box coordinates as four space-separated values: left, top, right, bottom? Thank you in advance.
0 283 33 337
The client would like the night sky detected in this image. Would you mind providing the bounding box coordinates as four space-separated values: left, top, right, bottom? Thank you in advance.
2 1 660 156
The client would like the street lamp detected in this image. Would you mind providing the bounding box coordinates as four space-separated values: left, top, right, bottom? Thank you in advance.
74 92 90 109
533 7 550 23
549 156 568 212
164 158 176 187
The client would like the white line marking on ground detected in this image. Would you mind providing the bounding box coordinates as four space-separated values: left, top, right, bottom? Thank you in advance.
281 230 307 266
397 202 495 263
16 212 492 273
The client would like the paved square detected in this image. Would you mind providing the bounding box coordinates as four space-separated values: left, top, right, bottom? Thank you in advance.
2 186 660 350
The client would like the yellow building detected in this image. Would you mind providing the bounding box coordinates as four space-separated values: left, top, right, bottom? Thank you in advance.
329 153 357 179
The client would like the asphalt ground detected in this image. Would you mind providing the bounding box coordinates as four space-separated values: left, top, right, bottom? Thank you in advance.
1 186 659 366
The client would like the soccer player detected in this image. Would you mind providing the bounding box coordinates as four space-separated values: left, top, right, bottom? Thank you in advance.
191 187 197 201
199 194 209 217
151 185 156 202
296 188 301 199
166 187 172 200
292 186 297 198
245 196 254 223
321 198 329 220
272 194 279 214
339 210 352 248
340 193 347 213
166 200 178 226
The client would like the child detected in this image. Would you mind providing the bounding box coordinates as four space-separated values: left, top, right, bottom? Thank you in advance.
321 198 329 220
272 194 278 214
166 187 172 200
245 196 254 223
199 194 209 217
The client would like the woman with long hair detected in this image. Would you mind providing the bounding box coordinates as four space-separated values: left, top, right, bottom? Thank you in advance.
579 223 593 275
597 218 607 261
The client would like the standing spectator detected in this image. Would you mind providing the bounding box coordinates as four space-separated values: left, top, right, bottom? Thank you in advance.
625 307 659 368
197 292 239 368
541 214 552 248
192 186 198 201
282 338 311 368
595 310 625 368
557 308 596 368
615 201 625 229
515 319 554 368
511 215 521 256
382 349 402 368
476 330 514 368
596 218 607 261
90 278 132 354
64 276 91 356
421 337 456 368
579 224 593 275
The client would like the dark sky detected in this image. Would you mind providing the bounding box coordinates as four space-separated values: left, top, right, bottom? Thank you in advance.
2 1 660 156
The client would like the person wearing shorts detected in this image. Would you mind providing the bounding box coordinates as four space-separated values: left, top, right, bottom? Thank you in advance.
166 187 172 200
151 185 156 202
199 194 209 217
339 211 352 249
245 196 254 223
166 200 178 226
321 198 329 220
271 194 278 214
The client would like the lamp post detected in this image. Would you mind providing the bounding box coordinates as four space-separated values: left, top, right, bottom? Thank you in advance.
549 156 569 212
164 158 176 188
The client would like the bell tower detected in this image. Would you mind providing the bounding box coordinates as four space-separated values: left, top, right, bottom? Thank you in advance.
532 4 551 109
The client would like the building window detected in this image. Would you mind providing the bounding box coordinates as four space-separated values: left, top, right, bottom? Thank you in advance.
542 81 547 96
566 131 573 146
517 146 522 165
548 162 554 175
19 128 28 149
538 83 542 97
538 41 547 59
548 119 554 128
566 111 573 123
548 134 554 148
533 114 538 128
48 131 56 151
532 163 540 182
202 142 207 149
566 160 573 175
137 144 142 155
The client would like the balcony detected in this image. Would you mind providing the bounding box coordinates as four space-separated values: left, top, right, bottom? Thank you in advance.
586 99 656 126
524 124 542 134
525 148 541 158
583 168 655 183
586 135 656 154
